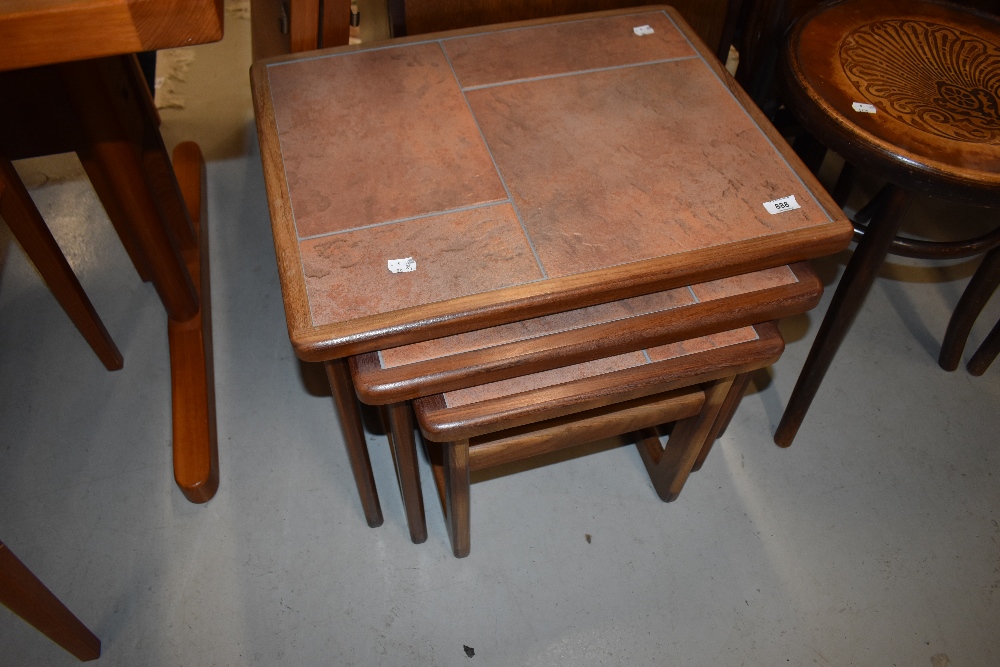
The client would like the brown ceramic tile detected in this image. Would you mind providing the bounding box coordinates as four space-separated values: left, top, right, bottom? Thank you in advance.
466 59 832 278
645 326 759 362
299 204 543 325
267 43 507 238
443 351 648 408
379 287 695 368
691 265 798 302
443 11 694 89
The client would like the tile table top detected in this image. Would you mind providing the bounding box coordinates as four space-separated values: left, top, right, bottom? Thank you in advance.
252 7 851 360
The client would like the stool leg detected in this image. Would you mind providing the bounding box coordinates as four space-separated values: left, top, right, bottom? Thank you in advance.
967 318 1000 376
325 359 383 528
0 541 101 662
443 440 471 558
637 376 735 502
0 155 123 371
385 401 427 544
939 245 1000 371
691 371 751 472
775 186 913 447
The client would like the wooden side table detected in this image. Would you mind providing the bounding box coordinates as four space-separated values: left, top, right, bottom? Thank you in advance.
0 0 224 503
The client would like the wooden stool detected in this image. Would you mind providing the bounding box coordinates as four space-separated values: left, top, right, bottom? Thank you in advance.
349 265 820 542
407 323 783 557
774 0 1000 446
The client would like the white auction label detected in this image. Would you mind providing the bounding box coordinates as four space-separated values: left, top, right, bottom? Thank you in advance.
633 25 655 35
763 195 801 215
852 102 877 114
387 257 416 273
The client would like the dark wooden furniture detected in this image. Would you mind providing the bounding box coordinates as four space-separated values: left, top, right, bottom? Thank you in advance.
410 323 783 557
351 265 822 543
941 245 1000 375
250 0 352 60
0 540 100 661
252 7 851 529
774 0 1000 446
0 1 223 502
386 0 744 62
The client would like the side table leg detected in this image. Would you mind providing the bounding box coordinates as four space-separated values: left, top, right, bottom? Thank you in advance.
168 143 219 503
691 371 751 472
774 186 912 447
386 401 428 544
0 541 101 662
637 377 734 502
324 359 384 527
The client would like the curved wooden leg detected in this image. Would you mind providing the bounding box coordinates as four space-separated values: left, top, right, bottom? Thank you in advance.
967 318 1000 376
386 401 427 544
0 541 101 662
0 155 123 371
637 377 734 502
939 245 1000 371
325 359 383 527
168 143 219 503
774 186 912 447
691 371 751 472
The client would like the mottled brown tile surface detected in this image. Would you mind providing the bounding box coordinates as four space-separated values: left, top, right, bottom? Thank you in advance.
646 326 758 362
691 265 798 302
443 11 694 89
466 59 831 278
300 204 543 324
379 287 695 368
267 43 506 238
444 351 648 408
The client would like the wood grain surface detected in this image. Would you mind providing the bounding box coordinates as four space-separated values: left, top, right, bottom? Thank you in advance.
0 0 224 72
782 0 1000 203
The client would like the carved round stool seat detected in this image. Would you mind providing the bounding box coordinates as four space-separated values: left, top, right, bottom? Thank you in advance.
774 0 1000 445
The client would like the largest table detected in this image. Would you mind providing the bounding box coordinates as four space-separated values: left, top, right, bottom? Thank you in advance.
251 6 853 525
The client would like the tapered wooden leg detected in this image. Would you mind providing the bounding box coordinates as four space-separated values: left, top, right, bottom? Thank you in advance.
939 245 1000 371
967 318 1000 376
691 371 751 472
0 155 123 371
832 161 857 208
0 541 100 662
386 401 427 544
59 57 198 322
325 359 383 527
78 148 152 283
167 143 218 503
443 440 471 558
775 186 913 447
637 377 735 502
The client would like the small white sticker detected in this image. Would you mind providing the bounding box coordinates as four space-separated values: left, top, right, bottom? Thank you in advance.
763 195 801 215
852 102 877 114
387 257 416 273
633 25 655 36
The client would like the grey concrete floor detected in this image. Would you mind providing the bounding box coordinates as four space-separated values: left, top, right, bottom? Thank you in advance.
2 13 1000 667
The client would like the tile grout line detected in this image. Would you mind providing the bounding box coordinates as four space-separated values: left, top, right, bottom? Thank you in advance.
296 198 511 242
438 41 550 279
657 9 834 223
460 55 699 92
